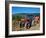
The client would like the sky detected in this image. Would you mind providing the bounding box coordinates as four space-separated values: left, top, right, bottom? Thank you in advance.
12 7 40 14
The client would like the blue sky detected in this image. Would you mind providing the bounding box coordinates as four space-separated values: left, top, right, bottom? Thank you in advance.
12 7 40 14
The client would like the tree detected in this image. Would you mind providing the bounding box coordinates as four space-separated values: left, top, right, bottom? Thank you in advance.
15 15 22 21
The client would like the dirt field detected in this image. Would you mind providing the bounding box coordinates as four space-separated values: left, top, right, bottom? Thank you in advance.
12 24 40 31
